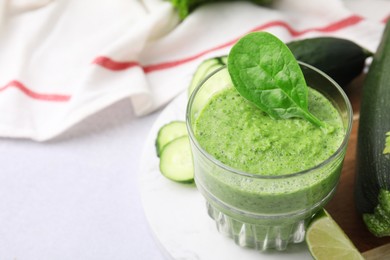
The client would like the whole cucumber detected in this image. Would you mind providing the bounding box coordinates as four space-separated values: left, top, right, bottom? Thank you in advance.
287 37 372 88
354 20 390 237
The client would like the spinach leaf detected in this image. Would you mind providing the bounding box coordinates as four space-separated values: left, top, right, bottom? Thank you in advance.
227 32 325 127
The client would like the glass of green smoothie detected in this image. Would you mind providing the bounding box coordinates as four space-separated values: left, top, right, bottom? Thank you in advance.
186 62 352 251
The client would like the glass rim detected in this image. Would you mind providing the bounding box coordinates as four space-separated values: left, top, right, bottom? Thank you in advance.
186 61 353 180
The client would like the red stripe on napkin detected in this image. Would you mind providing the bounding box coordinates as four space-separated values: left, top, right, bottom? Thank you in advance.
143 40 235 73
249 15 363 36
0 15 368 103
92 56 140 71
382 14 389 23
0 80 71 102
94 15 364 73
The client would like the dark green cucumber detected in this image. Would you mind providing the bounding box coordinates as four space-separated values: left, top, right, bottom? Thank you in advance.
355 20 390 237
287 37 372 88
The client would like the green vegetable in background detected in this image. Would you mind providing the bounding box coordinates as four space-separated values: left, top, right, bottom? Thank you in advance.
227 31 325 127
287 37 372 88
168 0 273 20
355 19 390 237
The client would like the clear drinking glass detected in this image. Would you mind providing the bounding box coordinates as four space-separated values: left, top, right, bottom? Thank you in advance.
186 62 353 251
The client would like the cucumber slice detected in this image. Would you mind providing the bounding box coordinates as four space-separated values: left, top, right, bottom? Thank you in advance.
188 56 228 97
190 67 233 120
159 136 194 183
155 121 188 157
220 55 228 65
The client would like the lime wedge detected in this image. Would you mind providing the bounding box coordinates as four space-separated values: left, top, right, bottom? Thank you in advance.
306 209 364 260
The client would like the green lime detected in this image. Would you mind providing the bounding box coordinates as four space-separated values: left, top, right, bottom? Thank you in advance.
306 209 364 260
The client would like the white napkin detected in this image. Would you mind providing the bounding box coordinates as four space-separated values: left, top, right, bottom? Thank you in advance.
0 0 388 141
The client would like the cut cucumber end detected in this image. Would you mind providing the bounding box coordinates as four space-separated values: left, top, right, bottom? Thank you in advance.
363 189 390 237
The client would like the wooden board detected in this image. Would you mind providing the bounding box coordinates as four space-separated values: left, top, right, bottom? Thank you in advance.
325 75 390 254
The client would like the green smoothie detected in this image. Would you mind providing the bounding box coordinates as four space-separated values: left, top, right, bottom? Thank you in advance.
187 32 352 250
192 85 345 216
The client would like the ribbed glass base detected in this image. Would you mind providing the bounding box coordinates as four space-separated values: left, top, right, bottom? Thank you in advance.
207 201 307 251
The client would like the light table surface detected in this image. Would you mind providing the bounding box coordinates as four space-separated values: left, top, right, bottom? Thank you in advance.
0 99 165 260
